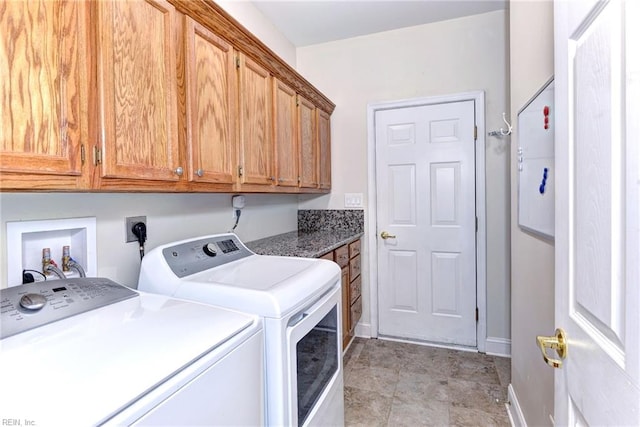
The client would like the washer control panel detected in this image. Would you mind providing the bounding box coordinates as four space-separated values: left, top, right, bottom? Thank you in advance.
1 277 137 339
162 234 253 278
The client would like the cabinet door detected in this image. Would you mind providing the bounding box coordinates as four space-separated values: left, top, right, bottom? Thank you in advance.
273 79 298 187
238 53 272 186
298 95 318 188
96 0 180 183
317 109 331 190
0 1 89 189
184 17 235 184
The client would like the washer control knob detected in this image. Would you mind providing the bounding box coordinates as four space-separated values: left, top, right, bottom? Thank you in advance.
203 243 217 257
19 293 47 311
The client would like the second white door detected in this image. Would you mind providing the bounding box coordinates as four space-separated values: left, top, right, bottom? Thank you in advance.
376 100 477 347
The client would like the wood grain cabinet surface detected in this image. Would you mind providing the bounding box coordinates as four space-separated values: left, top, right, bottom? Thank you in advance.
324 237 362 350
237 53 273 187
273 78 298 188
183 16 235 187
317 109 332 190
0 0 89 190
1 0 333 193
95 0 181 189
298 95 318 189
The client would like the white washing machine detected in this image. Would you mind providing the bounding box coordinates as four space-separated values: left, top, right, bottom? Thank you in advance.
0 277 264 426
138 233 345 427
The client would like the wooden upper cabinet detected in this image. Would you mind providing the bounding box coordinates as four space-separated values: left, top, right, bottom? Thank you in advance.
0 0 89 189
95 0 181 184
184 17 235 185
237 53 273 186
298 95 318 188
318 109 331 190
273 79 298 187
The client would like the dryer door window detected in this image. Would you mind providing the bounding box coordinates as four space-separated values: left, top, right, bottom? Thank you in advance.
295 305 339 426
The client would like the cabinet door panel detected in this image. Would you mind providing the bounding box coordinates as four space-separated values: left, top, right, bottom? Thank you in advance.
0 0 87 186
238 54 272 185
273 79 298 187
318 109 331 190
185 17 235 184
298 96 317 188
97 0 179 182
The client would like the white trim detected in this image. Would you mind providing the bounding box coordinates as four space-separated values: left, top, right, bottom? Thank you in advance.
508 384 528 427
366 91 488 350
485 337 512 357
354 322 371 338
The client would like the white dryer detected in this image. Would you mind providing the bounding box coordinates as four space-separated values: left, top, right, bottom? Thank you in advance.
0 277 264 426
138 233 344 427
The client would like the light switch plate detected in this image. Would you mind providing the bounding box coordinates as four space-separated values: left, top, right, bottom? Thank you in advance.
344 193 364 208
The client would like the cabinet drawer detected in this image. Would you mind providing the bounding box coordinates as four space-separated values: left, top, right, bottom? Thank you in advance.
348 239 361 258
320 252 334 261
341 267 350 338
334 245 349 268
349 274 361 305
349 254 361 280
350 296 362 330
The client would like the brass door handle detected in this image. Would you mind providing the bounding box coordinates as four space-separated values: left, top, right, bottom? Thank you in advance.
380 231 396 239
536 328 567 368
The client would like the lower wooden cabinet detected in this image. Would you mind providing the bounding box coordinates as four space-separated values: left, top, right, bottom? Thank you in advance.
322 238 362 350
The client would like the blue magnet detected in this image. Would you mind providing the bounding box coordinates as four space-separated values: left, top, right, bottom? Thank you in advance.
539 183 546 194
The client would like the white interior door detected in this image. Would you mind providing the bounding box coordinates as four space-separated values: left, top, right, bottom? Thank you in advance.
553 0 640 424
375 100 477 347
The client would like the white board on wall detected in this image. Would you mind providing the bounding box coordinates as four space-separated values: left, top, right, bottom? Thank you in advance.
517 77 554 240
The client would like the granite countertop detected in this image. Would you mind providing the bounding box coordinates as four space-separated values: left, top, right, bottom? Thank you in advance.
245 229 364 258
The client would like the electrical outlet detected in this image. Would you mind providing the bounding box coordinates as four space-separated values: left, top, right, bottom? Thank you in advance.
125 216 147 243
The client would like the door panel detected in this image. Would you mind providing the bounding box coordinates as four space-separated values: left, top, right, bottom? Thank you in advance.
97 0 179 181
554 0 640 424
185 17 235 184
238 54 272 185
376 100 477 347
0 1 87 181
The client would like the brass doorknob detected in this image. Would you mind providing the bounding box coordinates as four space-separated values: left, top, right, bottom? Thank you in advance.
380 231 396 239
536 328 567 368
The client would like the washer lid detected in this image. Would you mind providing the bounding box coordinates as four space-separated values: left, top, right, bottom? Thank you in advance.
176 255 341 318
0 292 259 426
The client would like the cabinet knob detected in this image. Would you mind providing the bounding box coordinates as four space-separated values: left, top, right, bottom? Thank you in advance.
196 169 204 177
174 166 184 176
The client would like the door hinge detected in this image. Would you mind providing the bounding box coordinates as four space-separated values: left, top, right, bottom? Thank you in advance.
474 125 478 141
80 144 86 165
93 147 102 165
238 165 243 177
235 56 240 69
475 216 478 232
476 307 479 322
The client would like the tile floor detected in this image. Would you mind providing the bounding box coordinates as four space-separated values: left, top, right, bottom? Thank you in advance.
342 337 511 426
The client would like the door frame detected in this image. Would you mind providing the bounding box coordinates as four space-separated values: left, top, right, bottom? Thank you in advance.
366 91 487 352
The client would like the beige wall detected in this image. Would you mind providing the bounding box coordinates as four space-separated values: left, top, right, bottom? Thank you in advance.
296 10 511 349
215 0 296 67
509 1 555 425
0 2 299 290
0 193 299 288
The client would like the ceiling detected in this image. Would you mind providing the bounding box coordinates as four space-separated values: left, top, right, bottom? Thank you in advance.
251 0 507 47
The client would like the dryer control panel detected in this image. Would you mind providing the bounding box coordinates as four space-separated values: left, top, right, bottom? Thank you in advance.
162 234 254 278
1 277 137 339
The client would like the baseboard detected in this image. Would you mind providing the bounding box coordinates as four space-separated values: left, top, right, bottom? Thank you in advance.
507 384 527 427
354 322 371 338
485 337 511 357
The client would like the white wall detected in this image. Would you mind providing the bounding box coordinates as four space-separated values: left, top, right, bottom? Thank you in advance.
0 193 298 288
296 10 511 349
0 2 299 290
509 1 555 425
215 0 296 67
